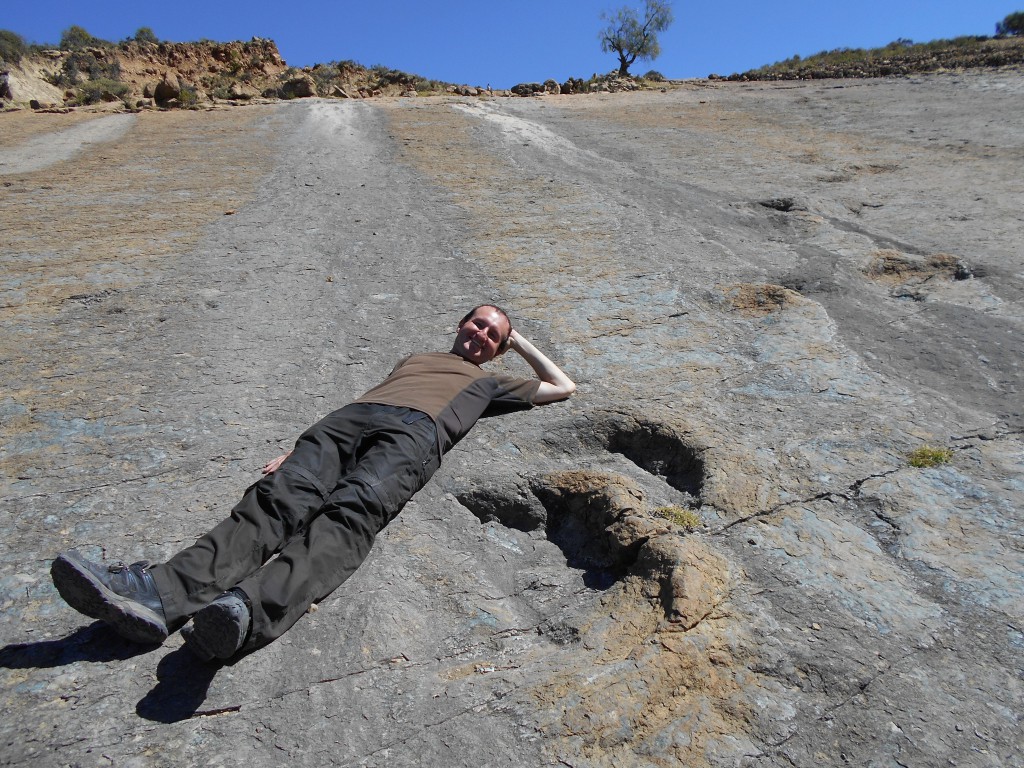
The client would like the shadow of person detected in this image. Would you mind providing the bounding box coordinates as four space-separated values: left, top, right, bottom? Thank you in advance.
0 622 159 668
0 623 224 724
135 647 223 723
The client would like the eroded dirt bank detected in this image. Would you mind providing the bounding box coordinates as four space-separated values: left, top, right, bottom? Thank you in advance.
1 72 1021 767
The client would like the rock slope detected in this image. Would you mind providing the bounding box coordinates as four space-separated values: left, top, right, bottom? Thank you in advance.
0 71 1021 766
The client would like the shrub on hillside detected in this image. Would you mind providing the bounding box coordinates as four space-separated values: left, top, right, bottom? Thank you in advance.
0 29 28 64
731 34 1018 80
309 62 339 95
366 63 417 90
178 84 199 107
305 59 440 96
73 78 129 105
48 49 121 87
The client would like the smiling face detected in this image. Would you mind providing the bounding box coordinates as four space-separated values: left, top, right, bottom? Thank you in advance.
451 306 511 365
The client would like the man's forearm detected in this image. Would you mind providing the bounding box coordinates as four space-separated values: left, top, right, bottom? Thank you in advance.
507 329 576 403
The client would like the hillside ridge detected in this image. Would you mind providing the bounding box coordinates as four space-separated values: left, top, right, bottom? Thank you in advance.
4 32 1024 111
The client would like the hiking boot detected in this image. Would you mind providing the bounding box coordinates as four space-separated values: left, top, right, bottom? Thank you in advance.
50 550 168 644
182 590 251 662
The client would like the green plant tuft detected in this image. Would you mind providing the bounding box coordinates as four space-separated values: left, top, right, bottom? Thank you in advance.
653 505 702 530
908 446 953 468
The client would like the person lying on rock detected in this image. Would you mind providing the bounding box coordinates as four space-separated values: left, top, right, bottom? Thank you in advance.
50 304 575 661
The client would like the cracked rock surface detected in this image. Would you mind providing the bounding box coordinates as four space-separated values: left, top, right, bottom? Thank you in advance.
1 72 1022 767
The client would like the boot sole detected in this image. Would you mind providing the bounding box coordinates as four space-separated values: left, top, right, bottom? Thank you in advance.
184 599 248 660
180 624 216 662
50 552 168 644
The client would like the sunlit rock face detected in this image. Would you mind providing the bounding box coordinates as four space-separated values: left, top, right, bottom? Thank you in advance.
2 70 1021 767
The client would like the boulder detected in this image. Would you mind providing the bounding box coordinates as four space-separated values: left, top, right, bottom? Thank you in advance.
228 82 259 100
152 72 180 103
28 97 64 110
561 77 586 94
281 74 317 98
511 82 544 97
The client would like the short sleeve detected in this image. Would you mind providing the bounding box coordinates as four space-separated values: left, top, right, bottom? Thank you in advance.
482 376 541 416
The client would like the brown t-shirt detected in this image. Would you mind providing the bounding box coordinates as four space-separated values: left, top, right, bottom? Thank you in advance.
354 352 540 453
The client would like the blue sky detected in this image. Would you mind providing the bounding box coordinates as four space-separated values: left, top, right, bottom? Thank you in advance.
6 1 1022 88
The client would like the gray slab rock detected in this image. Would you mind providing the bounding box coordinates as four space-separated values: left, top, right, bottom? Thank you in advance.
1 73 1022 767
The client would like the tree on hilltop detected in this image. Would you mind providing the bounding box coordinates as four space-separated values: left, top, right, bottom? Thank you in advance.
996 11 1024 36
60 25 111 50
133 27 159 44
599 0 674 77
0 29 28 64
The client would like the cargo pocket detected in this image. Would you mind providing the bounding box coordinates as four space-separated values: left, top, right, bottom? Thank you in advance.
364 465 427 527
277 464 330 502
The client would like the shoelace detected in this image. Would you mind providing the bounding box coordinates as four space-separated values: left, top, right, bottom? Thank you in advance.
109 560 151 573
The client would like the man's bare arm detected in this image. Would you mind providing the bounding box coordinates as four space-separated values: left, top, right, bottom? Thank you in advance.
507 329 576 403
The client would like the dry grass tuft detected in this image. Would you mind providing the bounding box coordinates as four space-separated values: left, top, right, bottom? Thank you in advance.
653 505 702 530
908 446 954 468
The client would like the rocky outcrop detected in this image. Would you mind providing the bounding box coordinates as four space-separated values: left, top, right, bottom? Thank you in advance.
0 38 289 109
560 77 587 94
0 60 66 105
511 81 545 96
447 84 482 97
511 75 647 97
511 79 565 96
117 37 287 96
